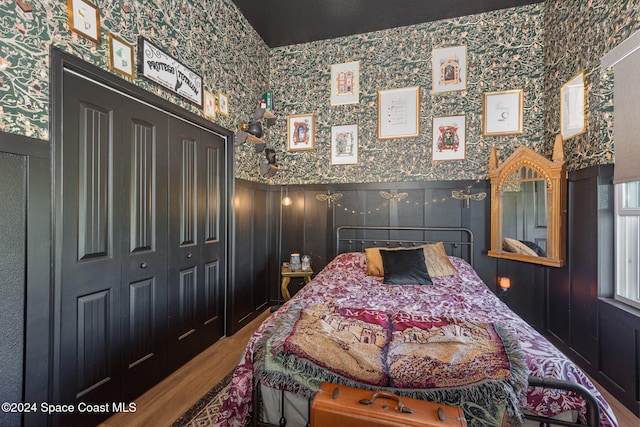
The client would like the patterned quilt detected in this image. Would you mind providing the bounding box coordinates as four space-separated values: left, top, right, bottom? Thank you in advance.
215 252 618 427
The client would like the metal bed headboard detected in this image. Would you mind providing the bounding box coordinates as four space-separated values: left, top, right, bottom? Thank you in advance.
336 226 474 266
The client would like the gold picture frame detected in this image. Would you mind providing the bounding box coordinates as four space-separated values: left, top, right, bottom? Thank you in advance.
217 90 229 117
330 61 359 106
560 71 586 141
67 0 101 45
432 45 466 93
287 113 315 152
377 87 420 139
482 89 524 136
331 124 358 165
107 33 134 79
432 115 466 161
203 91 217 120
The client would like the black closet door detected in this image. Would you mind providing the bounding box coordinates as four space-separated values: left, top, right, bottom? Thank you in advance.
57 72 124 421
57 71 170 422
119 103 169 400
167 117 225 370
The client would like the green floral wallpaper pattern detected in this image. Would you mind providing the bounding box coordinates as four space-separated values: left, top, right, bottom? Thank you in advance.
253 4 546 184
0 0 269 142
543 0 640 172
2 1 638 184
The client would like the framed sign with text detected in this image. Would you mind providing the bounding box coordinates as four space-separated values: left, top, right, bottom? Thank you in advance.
137 37 203 107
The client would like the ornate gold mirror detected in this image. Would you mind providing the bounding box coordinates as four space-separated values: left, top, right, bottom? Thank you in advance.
488 135 567 267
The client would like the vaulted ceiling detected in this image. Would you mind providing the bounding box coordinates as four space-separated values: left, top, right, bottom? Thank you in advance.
230 0 544 48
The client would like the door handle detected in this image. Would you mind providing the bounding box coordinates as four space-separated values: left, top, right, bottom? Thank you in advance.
140 262 148 269
186 252 193 258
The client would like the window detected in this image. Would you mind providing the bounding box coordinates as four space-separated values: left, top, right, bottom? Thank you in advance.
615 181 640 309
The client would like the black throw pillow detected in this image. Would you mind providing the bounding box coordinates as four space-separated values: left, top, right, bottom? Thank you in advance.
380 247 433 285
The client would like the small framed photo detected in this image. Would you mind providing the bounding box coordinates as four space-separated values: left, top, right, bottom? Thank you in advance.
287 113 315 151
482 89 524 136
217 90 229 117
67 0 101 45
560 71 586 141
432 45 466 93
432 115 466 161
330 61 359 105
107 33 134 79
377 86 420 139
331 125 358 165
203 91 217 120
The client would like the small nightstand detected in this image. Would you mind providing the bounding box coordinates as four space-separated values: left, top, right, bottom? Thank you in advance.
281 264 313 301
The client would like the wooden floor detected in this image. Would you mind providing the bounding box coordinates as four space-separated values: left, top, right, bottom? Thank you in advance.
99 309 272 427
100 307 638 427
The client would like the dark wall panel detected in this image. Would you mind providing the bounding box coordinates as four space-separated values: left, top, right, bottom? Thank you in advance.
230 180 271 333
268 180 494 301
0 152 25 427
232 184 255 326
568 174 599 364
0 133 51 427
598 301 640 413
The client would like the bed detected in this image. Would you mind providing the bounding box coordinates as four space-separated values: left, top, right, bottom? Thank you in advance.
216 226 618 427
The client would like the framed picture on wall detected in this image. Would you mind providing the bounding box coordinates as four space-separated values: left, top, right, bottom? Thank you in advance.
287 113 315 151
331 125 358 165
560 71 586 140
217 90 229 117
432 45 466 93
67 0 102 45
377 86 420 139
432 115 466 161
330 61 359 105
203 91 217 120
482 89 524 136
107 33 134 79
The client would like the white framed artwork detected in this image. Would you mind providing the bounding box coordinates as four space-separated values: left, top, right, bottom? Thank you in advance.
377 86 420 139
560 71 586 141
482 89 524 136
331 61 359 105
432 45 467 93
331 125 358 165
432 115 466 161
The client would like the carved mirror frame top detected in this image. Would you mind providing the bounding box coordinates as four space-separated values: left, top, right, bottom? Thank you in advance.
487 135 567 267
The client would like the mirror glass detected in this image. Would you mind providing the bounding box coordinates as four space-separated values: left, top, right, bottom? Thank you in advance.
501 175 548 258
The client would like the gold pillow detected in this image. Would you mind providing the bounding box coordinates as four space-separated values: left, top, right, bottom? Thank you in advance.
365 242 457 278
503 237 539 257
422 242 458 277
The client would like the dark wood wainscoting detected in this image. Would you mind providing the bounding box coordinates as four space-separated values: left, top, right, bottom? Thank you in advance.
229 179 273 334
0 132 50 427
231 179 495 326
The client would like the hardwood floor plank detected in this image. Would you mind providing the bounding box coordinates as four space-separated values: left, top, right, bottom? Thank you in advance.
587 375 639 427
99 309 272 427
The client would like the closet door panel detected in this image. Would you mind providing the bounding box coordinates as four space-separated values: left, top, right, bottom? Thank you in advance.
168 125 200 368
120 104 169 400
168 117 225 369
199 140 225 337
58 73 122 422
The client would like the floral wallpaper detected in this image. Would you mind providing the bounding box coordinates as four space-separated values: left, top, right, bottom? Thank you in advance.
2 1 638 184
0 0 269 141
543 0 640 172
244 4 546 184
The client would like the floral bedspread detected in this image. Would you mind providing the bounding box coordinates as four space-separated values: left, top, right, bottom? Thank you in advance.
215 252 618 427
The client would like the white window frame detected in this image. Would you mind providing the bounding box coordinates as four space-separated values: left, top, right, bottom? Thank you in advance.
615 181 640 310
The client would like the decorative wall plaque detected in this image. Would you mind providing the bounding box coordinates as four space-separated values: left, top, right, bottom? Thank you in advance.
137 36 203 107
